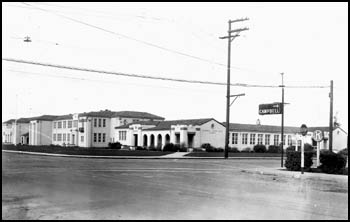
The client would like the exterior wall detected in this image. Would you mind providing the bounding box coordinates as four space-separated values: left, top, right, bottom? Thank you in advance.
142 130 171 149
29 120 53 145
52 118 79 146
2 123 13 144
199 120 225 148
77 116 110 148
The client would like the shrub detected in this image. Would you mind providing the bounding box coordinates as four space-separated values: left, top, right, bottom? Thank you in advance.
163 143 176 152
253 144 267 153
319 152 347 174
201 143 212 149
108 142 121 149
135 146 146 151
241 147 252 153
286 146 296 152
284 151 313 171
338 148 348 157
267 145 282 153
228 147 240 153
148 145 157 151
179 147 188 152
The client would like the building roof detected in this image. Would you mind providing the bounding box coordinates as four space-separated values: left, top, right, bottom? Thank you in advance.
54 114 74 120
226 122 331 134
112 111 165 120
2 119 16 124
79 110 115 118
115 118 218 131
3 117 38 124
30 115 60 121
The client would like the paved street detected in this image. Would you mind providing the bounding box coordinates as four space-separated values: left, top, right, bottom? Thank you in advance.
2 152 348 220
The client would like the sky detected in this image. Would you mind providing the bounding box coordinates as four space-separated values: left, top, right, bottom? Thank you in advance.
2 2 348 131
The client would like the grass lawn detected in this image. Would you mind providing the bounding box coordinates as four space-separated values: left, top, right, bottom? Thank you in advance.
185 152 282 157
2 144 173 156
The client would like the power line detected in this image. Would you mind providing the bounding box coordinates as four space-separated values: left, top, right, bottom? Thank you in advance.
2 57 329 88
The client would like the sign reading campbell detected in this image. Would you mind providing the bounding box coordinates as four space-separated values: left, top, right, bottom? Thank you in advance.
258 103 282 115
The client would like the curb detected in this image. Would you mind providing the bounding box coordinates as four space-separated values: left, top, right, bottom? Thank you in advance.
2 150 283 160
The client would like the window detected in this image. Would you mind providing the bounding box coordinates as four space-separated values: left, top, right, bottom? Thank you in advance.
257 134 263 145
250 134 256 145
67 134 70 143
63 133 66 142
98 119 101 127
265 134 270 146
98 133 101 142
58 121 62 129
53 134 56 141
94 133 97 142
288 135 292 146
81 136 84 142
274 135 279 145
68 121 72 128
57 134 62 142
124 120 127 125
232 133 238 145
73 120 78 127
119 131 126 140
53 122 57 129
63 121 66 129
94 118 97 127
283 135 286 145
103 119 106 127
102 133 106 142
242 133 248 145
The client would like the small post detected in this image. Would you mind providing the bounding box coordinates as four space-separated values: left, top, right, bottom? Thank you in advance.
316 141 320 167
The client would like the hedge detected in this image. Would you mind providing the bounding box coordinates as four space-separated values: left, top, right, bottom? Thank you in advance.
108 142 122 149
319 151 347 174
267 145 281 153
284 151 313 171
253 144 267 153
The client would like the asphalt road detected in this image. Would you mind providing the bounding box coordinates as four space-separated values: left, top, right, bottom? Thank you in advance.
2 152 348 220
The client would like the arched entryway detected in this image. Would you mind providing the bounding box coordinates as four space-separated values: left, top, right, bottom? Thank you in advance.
150 134 155 147
157 134 162 149
143 135 148 147
165 134 170 145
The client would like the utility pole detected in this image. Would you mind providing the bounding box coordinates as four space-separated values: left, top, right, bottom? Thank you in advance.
329 80 333 152
220 18 249 159
280 73 285 167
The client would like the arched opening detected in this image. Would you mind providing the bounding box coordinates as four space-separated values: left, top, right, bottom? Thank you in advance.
150 134 155 148
157 134 162 149
165 134 170 145
143 135 148 147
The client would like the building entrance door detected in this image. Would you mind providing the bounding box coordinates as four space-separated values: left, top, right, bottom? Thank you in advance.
188 133 195 148
72 134 75 145
134 134 138 147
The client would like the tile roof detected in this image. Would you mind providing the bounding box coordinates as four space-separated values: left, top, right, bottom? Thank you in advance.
79 110 116 118
30 115 60 121
54 114 74 120
137 118 217 131
3 117 38 124
115 120 161 129
112 111 165 120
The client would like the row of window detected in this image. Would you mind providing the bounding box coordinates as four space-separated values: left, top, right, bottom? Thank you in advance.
93 118 107 128
53 133 72 142
53 120 78 129
93 133 106 143
231 133 293 146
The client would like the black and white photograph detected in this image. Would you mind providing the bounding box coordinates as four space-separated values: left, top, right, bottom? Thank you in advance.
2 2 348 220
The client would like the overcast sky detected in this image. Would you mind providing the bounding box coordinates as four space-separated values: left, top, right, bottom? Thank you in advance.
2 2 348 131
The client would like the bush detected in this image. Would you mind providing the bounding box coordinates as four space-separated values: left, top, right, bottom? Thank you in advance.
285 151 313 171
267 145 281 153
163 143 176 152
253 144 267 153
108 142 122 149
228 147 240 153
201 143 212 149
241 147 252 153
148 145 157 151
319 152 347 174
135 146 146 151
286 146 296 152
338 148 348 157
304 143 315 153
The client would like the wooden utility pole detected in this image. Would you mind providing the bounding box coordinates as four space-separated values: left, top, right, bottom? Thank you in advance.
280 73 285 167
329 80 333 152
220 18 249 159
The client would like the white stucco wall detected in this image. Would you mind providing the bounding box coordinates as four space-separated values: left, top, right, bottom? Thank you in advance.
28 120 53 145
199 120 225 148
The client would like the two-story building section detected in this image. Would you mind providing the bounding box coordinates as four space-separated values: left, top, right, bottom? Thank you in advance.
2 117 36 145
29 115 59 145
52 114 79 146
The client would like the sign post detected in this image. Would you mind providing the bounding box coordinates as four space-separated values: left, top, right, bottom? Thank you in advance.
312 130 324 167
300 124 308 174
258 103 282 115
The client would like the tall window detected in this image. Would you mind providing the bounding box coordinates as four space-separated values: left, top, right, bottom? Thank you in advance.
67 134 70 143
232 133 238 145
63 121 66 129
98 119 101 127
98 133 101 142
242 133 248 145
68 121 72 128
119 131 126 140
94 133 97 142
53 122 57 129
250 134 256 145
58 121 62 129
102 133 106 142
274 135 279 145
288 135 292 146
257 134 263 145
63 133 66 142
73 120 78 127
103 119 106 127
81 136 84 142
57 134 62 142
94 118 97 127
265 134 270 146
